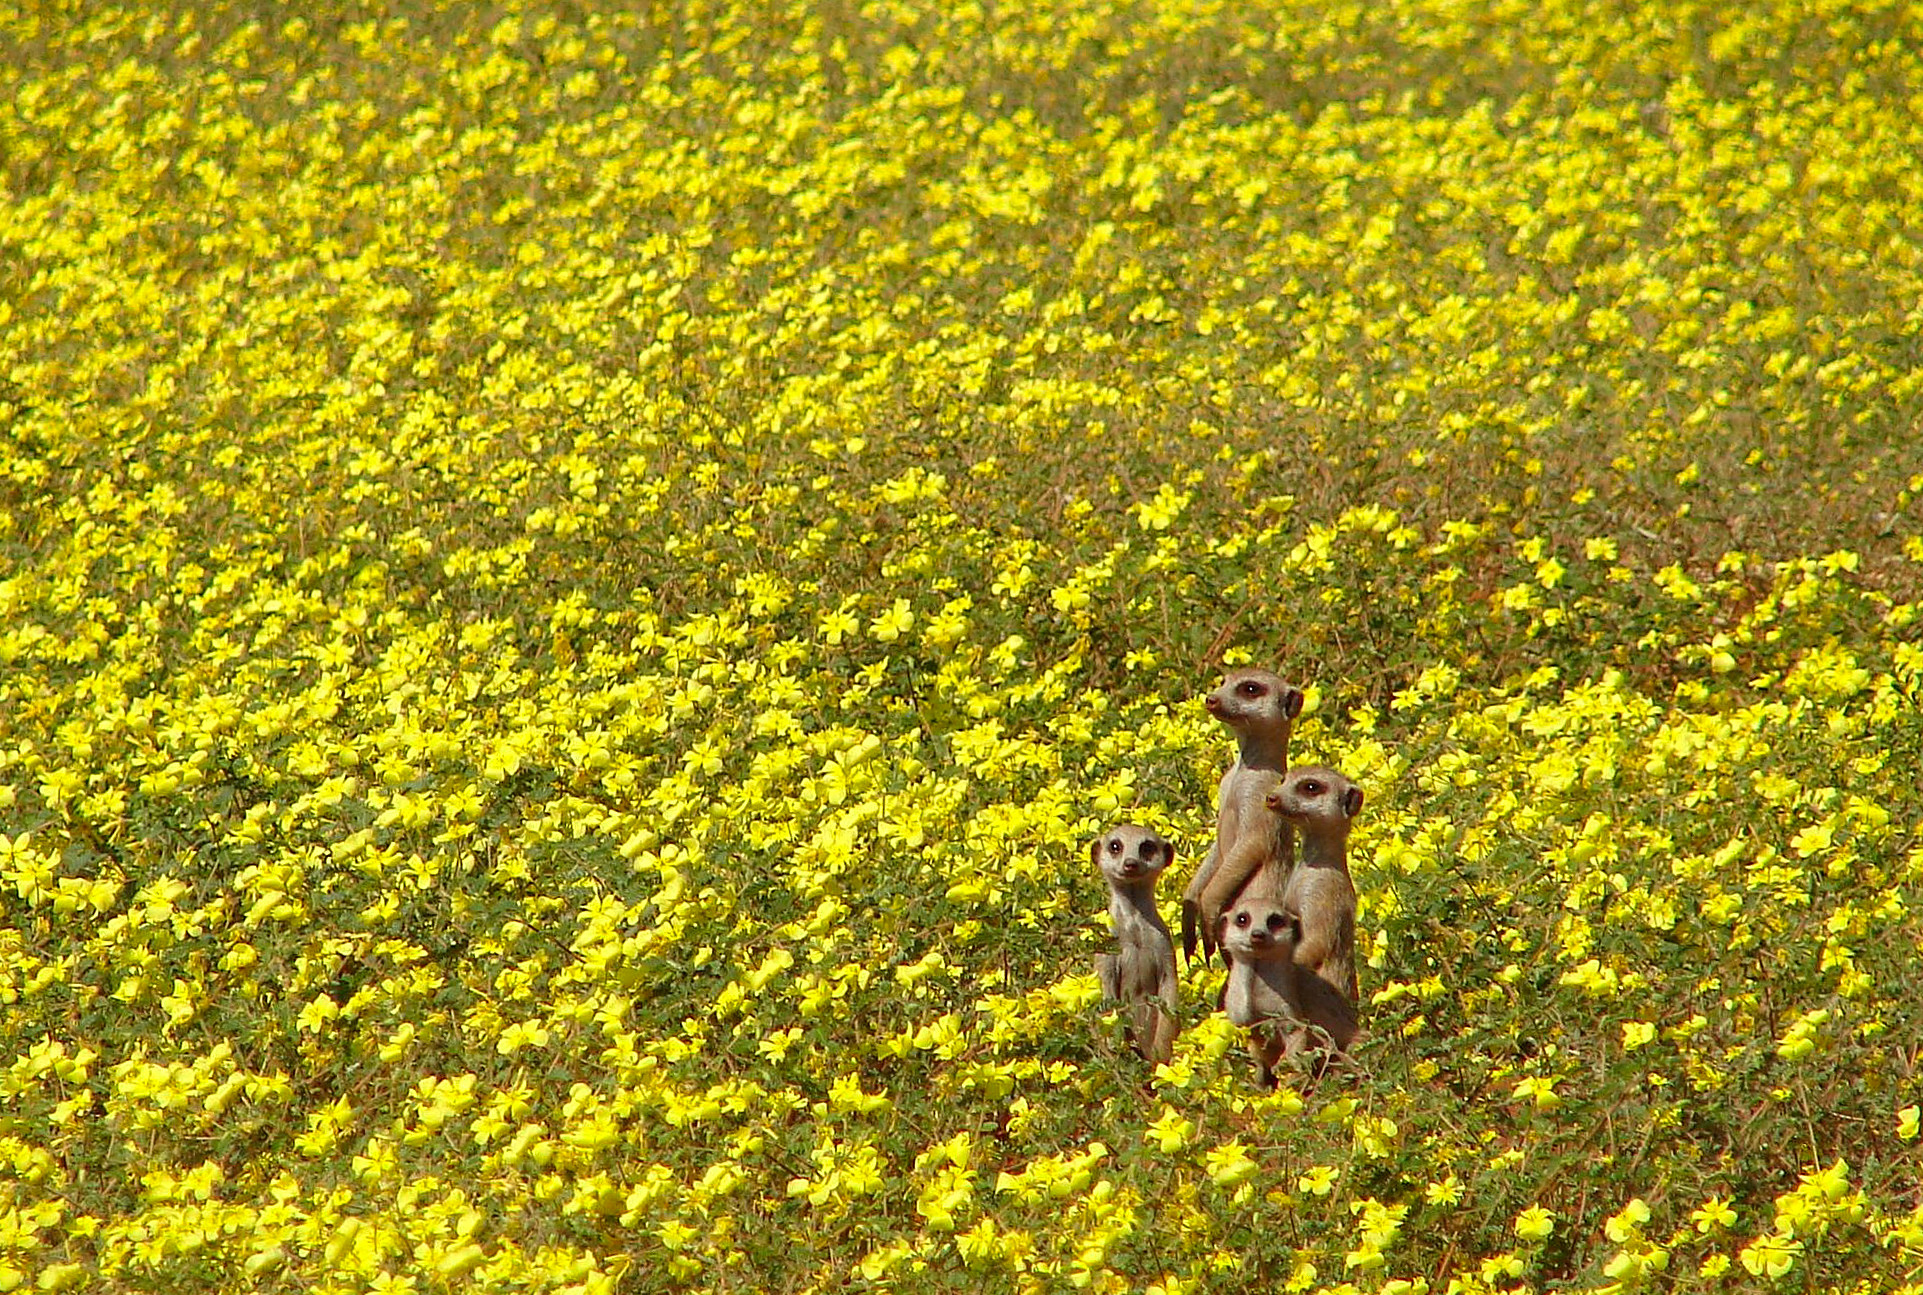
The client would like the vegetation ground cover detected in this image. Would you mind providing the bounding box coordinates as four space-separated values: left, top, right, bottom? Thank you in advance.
2 0 1921 1290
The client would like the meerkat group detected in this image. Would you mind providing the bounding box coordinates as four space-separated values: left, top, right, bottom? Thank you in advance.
1092 666 1366 1086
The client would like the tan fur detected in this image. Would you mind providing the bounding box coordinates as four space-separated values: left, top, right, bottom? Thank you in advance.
1193 768 1289 922
1220 896 1359 1087
1092 823 1179 1067
1180 668 1304 962
1271 765 1364 1005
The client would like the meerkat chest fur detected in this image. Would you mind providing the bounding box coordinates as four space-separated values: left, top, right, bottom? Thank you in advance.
1224 951 1301 1029
1226 784 1294 900
1107 888 1174 994
1220 899 1303 1028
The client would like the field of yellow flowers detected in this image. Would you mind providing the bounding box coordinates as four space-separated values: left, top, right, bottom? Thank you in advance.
4 0 1922 1290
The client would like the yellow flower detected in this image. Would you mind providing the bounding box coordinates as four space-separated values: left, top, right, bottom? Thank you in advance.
1513 1075 1562 1110
1604 1197 1651 1242
956 1219 1002 1269
1788 821 1834 857
1203 1140 1258 1189
1691 1197 1738 1233
1738 1232 1803 1279
1134 483 1191 531
868 597 914 642
818 603 860 644
1298 1165 1339 1197
1144 1108 1194 1154
1515 1206 1556 1243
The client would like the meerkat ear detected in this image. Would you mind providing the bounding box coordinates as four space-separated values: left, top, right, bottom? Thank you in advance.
1090 837 1104 867
1282 686 1305 719
1342 786 1365 817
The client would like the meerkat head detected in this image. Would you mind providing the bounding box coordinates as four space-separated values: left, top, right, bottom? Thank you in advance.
1092 823 1175 886
1204 667 1304 734
1220 898 1301 960
1264 765 1364 826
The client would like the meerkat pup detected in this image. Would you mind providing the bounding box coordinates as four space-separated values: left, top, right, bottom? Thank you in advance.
1272 765 1364 1004
1220 896 1360 1087
1092 823 1179 1067
1181 667 1305 962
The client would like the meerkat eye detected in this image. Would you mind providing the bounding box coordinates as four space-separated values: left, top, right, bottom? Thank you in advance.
1106 838 1122 854
1302 779 1323 795
1234 911 1252 928
1267 913 1287 933
1238 681 1261 696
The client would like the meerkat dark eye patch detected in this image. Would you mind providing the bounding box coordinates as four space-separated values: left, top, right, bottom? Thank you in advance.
1107 838 1123 853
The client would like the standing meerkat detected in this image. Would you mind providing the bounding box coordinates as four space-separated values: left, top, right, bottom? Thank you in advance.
1092 823 1179 1067
1220 896 1360 1087
1191 766 1292 943
1180 668 1305 963
1271 765 1364 1005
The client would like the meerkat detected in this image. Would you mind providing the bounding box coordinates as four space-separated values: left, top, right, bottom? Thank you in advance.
1092 823 1179 1067
1191 766 1292 945
1271 765 1364 1005
1220 896 1359 1087
1181 667 1305 962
